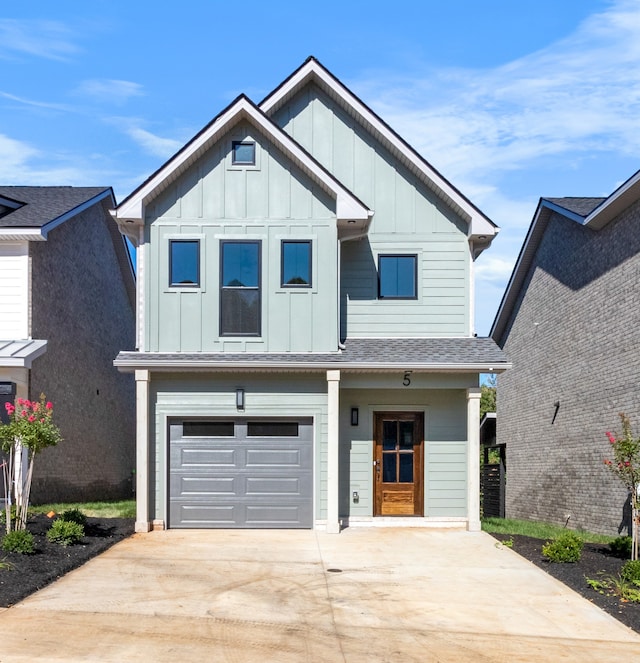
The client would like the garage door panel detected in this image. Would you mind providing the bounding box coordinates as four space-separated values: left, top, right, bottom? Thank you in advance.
245 477 305 495
172 476 237 496
169 418 313 528
175 504 237 525
177 447 237 468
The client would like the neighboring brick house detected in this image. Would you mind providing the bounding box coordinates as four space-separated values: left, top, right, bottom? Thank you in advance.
0 187 136 502
490 169 640 535
112 57 509 534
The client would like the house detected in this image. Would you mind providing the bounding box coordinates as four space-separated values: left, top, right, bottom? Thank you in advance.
490 169 640 536
112 57 510 533
0 187 136 503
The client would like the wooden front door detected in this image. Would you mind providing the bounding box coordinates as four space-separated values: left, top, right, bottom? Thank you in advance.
374 413 424 516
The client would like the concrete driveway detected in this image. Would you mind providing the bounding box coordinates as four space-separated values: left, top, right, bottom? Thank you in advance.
1 528 640 662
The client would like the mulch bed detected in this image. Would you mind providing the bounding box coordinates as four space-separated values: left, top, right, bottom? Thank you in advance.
491 532 640 634
0 513 134 608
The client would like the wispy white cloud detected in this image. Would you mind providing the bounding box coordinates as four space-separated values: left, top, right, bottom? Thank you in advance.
107 118 183 158
0 19 80 61
0 91 72 112
0 133 91 184
355 0 640 184
75 79 145 106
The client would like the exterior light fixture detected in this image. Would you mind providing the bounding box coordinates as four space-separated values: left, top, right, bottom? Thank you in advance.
236 388 245 411
351 407 359 426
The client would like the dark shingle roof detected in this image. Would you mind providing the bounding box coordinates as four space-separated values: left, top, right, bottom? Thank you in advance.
543 197 606 218
115 337 509 371
0 186 110 228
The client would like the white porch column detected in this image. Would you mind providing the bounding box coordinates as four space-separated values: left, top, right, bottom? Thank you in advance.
467 387 482 532
326 370 341 534
135 369 152 533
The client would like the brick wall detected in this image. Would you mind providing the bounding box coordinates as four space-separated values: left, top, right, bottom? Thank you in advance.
28 200 136 502
498 200 640 536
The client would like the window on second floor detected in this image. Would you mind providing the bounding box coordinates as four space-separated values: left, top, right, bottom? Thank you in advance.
220 240 261 336
281 240 312 287
169 239 200 287
232 141 256 166
378 254 417 299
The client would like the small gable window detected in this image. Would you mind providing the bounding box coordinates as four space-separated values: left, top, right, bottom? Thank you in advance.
232 141 256 166
281 240 312 287
169 239 200 287
378 254 417 299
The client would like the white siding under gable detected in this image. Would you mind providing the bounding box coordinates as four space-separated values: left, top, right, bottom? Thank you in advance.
0 242 29 339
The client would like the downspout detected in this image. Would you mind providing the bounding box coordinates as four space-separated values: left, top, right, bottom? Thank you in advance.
338 230 370 350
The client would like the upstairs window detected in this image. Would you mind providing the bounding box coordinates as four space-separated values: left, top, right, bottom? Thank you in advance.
232 141 256 166
169 239 200 287
378 254 417 299
220 241 261 336
281 240 312 287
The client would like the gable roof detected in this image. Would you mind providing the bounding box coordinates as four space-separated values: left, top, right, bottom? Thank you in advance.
0 186 115 240
490 168 640 345
114 94 372 244
260 56 498 254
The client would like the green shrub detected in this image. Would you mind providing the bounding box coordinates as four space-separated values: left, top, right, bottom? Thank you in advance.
621 560 640 586
47 519 84 546
541 531 583 563
1 529 35 554
609 536 633 559
60 508 87 528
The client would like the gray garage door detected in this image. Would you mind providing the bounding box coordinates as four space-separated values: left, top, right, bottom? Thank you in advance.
169 418 313 528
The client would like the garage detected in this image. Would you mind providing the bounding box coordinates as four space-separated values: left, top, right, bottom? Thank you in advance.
169 417 313 528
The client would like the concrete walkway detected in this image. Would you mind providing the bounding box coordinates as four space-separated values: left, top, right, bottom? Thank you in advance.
1 528 640 662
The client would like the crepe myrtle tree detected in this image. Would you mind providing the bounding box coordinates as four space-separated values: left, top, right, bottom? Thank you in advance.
604 413 640 560
0 394 62 532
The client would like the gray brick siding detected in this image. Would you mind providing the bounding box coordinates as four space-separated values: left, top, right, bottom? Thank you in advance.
28 200 136 502
498 199 640 536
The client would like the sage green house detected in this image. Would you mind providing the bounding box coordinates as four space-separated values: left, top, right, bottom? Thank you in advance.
113 58 509 533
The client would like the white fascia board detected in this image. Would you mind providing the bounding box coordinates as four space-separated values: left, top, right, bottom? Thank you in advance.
585 168 640 230
261 60 496 236
0 229 45 241
113 357 511 373
115 97 370 224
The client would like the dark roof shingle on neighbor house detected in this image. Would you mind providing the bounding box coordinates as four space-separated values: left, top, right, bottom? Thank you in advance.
0 186 111 227
543 197 606 218
114 337 509 371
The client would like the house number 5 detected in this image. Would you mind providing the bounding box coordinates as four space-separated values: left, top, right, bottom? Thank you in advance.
403 372 412 386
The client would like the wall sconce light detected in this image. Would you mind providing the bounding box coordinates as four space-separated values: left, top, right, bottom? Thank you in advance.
236 388 245 411
351 407 359 426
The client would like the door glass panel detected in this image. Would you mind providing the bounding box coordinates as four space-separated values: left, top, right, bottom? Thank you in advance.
399 453 413 482
382 421 397 451
399 421 413 449
383 453 396 482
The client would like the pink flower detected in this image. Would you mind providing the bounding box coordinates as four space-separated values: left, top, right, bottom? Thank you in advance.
33 403 40 412
17 398 24 406
46 402 53 410
606 432 616 444
28 415 35 422
4 402 14 413
604 459 612 465
20 410 27 417
23 400 31 408
625 461 631 467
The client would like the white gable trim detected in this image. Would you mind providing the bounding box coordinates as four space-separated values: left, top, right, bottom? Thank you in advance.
115 96 371 231
260 58 497 241
585 168 640 230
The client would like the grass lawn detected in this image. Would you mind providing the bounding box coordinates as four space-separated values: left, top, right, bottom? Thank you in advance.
482 516 614 544
29 500 135 519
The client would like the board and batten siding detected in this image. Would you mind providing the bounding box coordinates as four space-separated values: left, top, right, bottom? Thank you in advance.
272 84 471 338
150 373 329 524
0 242 29 339
144 123 339 353
339 386 469 518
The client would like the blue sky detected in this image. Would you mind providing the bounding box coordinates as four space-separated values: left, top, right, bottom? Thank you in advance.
1 0 638 335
